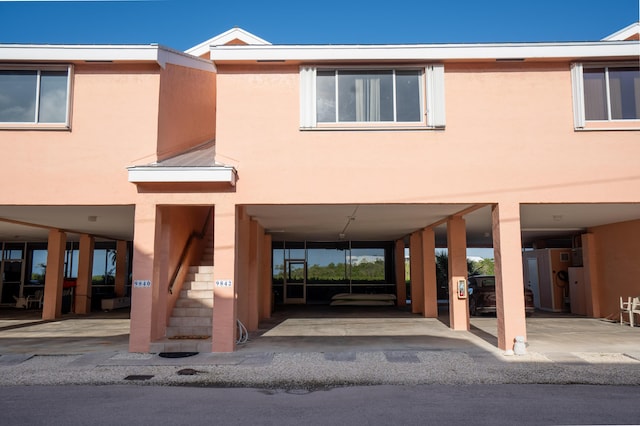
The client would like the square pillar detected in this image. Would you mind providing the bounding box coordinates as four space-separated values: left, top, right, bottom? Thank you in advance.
492 202 527 350
409 231 424 314
581 233 599 317
114 240 128 297
394 240 407 307
447 216 469 330
422 228 438 318
75 234 94 315
212 202 237 352
42 229 67 320
129 202 162 353
247 218 260 332
260 233 273 319
235 206 250 330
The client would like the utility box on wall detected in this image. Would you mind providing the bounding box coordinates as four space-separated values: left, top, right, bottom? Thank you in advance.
523 249 571 312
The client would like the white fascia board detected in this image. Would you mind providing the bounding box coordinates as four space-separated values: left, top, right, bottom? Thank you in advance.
128 166 237 185
0 44 215 72
210 41 640 62
186 27 271 57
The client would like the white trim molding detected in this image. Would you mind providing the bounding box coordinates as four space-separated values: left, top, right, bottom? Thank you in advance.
127 166 237 185
186 27 271 57
0 44 215 73
602 22 640 41
211 41 639 63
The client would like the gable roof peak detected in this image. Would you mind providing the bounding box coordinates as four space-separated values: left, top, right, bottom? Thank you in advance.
186 27 270 57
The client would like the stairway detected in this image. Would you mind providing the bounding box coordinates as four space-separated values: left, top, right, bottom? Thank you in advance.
149 241 214 353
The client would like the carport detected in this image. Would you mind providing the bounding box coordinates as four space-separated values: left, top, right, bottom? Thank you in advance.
0 205 134 319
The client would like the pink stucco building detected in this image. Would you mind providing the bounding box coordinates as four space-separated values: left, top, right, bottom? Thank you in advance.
0 23 638 353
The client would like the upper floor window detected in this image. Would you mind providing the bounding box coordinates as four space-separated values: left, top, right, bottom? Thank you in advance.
571 63 640 129
0 66 72 128
300 65 445 129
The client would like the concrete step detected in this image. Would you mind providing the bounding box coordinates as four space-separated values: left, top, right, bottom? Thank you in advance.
188 265 214 274
185 272 214 282
166 325 212 338
169 316 211 327
180 290 214 300
171 307 213 318
175 298 213 308
182 281 215 291
149 338 212 353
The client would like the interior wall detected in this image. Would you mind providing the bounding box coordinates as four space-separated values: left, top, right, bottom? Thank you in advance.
589 219 640 318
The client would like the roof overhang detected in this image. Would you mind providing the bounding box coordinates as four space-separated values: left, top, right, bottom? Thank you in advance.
127 166 237 185
210 40 639 63
186 27 271 57
0 44 215 72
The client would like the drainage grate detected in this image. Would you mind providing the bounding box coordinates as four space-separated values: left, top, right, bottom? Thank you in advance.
158 352 199 358
124 375 154 381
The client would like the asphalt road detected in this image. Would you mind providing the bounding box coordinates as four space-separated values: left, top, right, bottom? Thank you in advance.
1 384 638 425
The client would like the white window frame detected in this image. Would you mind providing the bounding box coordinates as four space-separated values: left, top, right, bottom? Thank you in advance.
0 64 73 130
300 64 445 130
571 62 640 130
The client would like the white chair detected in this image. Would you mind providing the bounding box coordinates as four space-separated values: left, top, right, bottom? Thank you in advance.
25 290 43 309
620 297 632 326
631 297 640 327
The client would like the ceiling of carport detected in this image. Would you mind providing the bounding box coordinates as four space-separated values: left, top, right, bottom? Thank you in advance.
0 203 637 249
246 203 640 248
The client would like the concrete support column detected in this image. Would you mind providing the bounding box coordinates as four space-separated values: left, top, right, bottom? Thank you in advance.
492 202 527 350
212 202 237 352
394 240 407 307
42 229 67 320
129 202 161 353
247 219 261 332
581 233 599 317
260 233 273 320
236 207 250 331
75 234 94 315
422 228 438 318
409 231 424 314
447 216 469 330
114 240 128 297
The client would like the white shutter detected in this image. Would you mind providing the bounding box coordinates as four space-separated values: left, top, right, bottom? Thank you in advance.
299 66 317 128
426 64 446 128
570 63 585 129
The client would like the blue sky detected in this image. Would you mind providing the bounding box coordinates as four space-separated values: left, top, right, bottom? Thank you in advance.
0 0 638 50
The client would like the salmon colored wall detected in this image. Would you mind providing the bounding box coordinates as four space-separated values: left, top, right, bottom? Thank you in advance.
214 62 639 206
589 219 640 318
0 63 160 205
157 64 216 161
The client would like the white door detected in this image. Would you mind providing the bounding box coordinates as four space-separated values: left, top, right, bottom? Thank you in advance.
527 258 541 309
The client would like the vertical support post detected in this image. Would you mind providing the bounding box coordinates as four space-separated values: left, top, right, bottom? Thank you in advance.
409 231 424 314
492 202 527 350
212 202 237 352
42 229 66 320
75 234 94 315
114 240 128 297
129 202 160 353
394 239 407 307
260 233 273 320
447 216 469 330
236 206 250 329
247 218 260 332
422 228 438 318
581 233 599 317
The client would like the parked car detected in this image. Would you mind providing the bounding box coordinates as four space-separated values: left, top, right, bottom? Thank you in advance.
467 275 535 316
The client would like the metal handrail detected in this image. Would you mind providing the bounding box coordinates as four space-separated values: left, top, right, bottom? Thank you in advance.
168 207 213 294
